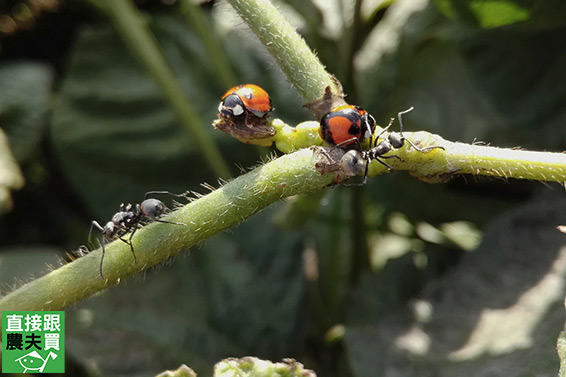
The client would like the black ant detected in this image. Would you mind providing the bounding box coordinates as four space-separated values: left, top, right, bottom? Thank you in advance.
89 191 186 279
340 107 445 185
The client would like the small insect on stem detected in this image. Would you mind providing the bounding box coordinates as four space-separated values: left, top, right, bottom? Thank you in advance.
340 107 445 185
88 191 186 280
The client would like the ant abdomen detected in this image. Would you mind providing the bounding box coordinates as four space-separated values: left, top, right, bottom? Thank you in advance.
139 199 166 219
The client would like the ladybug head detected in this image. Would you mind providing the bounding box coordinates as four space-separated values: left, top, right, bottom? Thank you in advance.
218 93 245 117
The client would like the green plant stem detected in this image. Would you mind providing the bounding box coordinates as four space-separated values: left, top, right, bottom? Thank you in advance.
225 0 339 102
88 0 231 179
252 120 566 183
371 132 566 183
0 148 336 322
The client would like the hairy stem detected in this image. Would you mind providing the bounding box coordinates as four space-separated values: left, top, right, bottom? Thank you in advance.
0 148 336 321
258 120 566 183
367 132 566 183
225 0 339 102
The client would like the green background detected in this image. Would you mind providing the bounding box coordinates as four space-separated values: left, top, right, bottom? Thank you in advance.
0 0 566 376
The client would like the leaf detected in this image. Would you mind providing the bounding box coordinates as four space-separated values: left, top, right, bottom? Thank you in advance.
343 189 566 376
355 0 566 150
0 61 51 214
433 0 532 28
0 128 24 214
50 21 214 219
0 61 53 163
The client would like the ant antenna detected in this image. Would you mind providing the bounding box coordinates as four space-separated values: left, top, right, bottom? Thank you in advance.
396 107 443 152
397 107 414 135
370 117 395 149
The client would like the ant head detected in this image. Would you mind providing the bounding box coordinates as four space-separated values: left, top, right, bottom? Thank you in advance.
103 221 117 237
388 132 404 149
140 198 166 219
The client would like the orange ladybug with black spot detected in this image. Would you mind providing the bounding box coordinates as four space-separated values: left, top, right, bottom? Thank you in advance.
319 104 375 148
218 84 273 124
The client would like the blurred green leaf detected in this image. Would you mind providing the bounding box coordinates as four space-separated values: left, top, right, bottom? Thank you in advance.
0 62 51 213
440 221 482 250
368 232 423 270
356 0 566 149
51 21 216 218
0 128 24 214
0 62 53 163
344 189 566 376
434 0 532 28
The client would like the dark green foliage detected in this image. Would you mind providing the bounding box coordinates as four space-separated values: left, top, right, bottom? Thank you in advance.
1 1 566 376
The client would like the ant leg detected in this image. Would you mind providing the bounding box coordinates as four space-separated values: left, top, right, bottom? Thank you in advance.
333 137 363 150
380 154 404 163
144 191 188 213
397 107 445 152
117 236 133 248
89 221 104 247
77 245 89 257
90 221 107 279
99 236 106 280
379 118 395 137
361 152 395 183
374 157 395 170
144 190 186 200
119 229 138 266
153 218 186 226
331 117 394 151
349 156 392 186
358 155 395 184
339 150 368 187
361 157 370 186
370 118 394 149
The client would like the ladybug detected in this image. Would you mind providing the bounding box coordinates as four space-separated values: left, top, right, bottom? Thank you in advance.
339 107 445 185
319 104 376 148
218 84 273 120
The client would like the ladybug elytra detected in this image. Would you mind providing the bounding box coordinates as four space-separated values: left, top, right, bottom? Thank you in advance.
319 104 376 148
219 84 273 119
